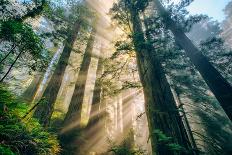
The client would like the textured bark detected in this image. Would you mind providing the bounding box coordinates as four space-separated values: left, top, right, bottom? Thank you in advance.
174 91 198 153
127 2 193 155
21 73 43 103
153 0 232 121
63 28 96 128
33 22 81 127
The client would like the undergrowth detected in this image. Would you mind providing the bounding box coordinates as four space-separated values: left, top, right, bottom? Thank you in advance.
108 130 147 155
0 84 61 155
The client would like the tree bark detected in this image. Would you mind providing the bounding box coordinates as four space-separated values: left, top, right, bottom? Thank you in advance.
174 90 198 153
33 22 81 127
127 2 193 154
153 0 232 121
62 27 96 129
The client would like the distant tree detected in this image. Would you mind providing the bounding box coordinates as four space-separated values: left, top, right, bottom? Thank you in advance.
63 26 96 129
33 1 93 127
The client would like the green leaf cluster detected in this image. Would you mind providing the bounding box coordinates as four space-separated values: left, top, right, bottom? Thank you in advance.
109 131 147 155
153 129 186 153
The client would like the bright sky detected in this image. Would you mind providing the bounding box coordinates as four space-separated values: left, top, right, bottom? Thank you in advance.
180 0 231 22
187 0 231 22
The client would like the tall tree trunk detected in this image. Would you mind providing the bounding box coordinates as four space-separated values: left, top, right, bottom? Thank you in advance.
75 52 106 155
87 55 104 128
21 73 43 103
33 22 81 127
127 2 193 155
153 0 232 121
62 27 96 130
59 28 96 155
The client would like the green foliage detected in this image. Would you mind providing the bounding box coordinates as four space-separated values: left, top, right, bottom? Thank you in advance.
0 85 61 155
108 131 147 155
0 146 15 155
153 129 173 143
110 145 145 155
152 129 186 153
166 143 185 152
0 20 50 72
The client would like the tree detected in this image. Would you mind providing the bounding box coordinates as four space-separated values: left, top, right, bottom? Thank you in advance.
32 0 93 127
87 45 104 129
33 21 81 127
153 0 232 121
148 13 232 153
0 20 46 82
111 0 194 154
62 26 96 130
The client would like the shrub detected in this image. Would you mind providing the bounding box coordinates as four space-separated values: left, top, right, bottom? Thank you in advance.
0 85 61 155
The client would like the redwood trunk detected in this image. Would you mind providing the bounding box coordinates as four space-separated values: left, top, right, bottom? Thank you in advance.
153 0 232 121
33 22 81 127
128 2 193 154
63 28 96 128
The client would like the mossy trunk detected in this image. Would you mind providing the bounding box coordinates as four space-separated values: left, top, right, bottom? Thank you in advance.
33 22 81 127
153 0 232 121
